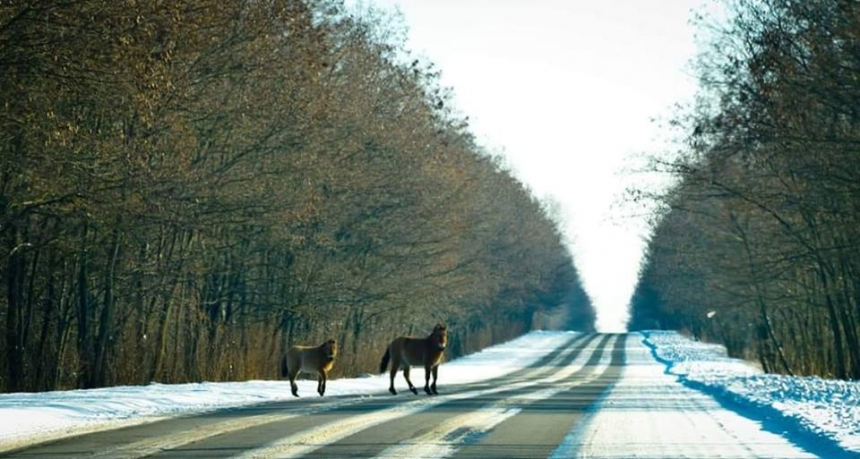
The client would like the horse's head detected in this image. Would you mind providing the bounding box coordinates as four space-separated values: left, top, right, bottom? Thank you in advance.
431 324 447 351
323 339 338 362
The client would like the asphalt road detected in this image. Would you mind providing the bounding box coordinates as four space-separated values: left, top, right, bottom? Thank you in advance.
2 333 625 458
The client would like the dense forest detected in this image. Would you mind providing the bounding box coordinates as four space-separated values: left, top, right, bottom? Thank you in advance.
630 0 860 380
0 0 595 393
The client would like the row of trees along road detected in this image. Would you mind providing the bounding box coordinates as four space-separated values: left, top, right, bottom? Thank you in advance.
630 0 860 380
0 0 595 392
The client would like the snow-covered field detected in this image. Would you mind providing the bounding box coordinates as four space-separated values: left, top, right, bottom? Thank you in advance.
1 330 858 457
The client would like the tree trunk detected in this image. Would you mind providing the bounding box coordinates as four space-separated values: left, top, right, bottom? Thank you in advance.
34 249 59 390
4 225 25 392
836 257 860 378
92 229 122 387
819 266 847 379
150 295 174 383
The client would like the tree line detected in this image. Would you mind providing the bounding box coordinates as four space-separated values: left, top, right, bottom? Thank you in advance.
0 0 595 393
630 0 860 380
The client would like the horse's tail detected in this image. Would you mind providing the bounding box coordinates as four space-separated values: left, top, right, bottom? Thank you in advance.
280 354 289 378
379 348 391 374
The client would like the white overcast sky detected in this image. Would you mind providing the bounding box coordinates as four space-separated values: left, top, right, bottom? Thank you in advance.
361 0 708 332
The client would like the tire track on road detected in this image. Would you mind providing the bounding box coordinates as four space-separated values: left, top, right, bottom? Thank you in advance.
370 335 622 459
449 334 627 459
234 334 613 459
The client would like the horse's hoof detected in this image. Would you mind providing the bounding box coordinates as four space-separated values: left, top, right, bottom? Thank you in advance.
410 388 419 395
389 388 397 395
292 392 299 397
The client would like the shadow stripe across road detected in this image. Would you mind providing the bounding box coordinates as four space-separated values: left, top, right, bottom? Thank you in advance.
1 333 597 459
222 334 615 459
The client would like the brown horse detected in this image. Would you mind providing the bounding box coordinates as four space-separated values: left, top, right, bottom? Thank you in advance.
282 339 337 397
379 323 448 395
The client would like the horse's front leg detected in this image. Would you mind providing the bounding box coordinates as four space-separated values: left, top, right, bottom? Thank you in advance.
403 366 418 394
317 371 326 396
423 363 434 395
430 365 439 395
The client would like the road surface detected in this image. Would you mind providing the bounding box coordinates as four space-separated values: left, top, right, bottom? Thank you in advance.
2 333 822 458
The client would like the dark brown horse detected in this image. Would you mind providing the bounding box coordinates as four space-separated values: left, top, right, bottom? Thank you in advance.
379 323 448 395
282 339 337 397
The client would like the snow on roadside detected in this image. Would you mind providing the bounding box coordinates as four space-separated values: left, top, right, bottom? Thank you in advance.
0 331 576 452
642 330 860 455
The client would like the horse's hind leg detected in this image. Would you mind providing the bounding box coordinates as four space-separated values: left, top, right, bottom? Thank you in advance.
289 371 300 397
388 367 398 395
403 366 418 395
